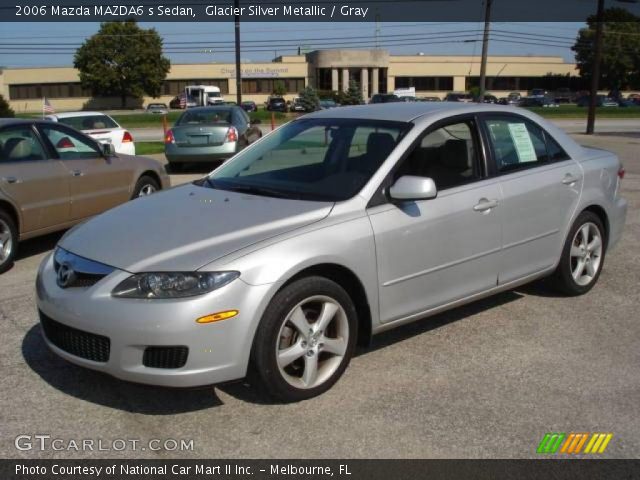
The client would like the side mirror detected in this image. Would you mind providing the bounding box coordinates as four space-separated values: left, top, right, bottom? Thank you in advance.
101 142 116 157
389 175 437 201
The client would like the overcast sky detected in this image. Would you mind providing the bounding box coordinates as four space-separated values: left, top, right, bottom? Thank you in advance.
0 22 585 68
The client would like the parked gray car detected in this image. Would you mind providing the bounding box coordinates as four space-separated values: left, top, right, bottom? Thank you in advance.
164 106 262 171
36 103 627 402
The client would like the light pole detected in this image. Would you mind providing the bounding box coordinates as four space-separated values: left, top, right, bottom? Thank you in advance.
234 0 242 105
478 0 492 103
586 0 605 135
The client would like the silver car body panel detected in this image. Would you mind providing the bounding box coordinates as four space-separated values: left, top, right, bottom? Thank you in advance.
36 103 628 387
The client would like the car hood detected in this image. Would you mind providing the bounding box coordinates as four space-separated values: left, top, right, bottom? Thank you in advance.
59 184 333 272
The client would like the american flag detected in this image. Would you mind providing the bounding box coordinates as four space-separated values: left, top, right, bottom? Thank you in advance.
179 93 187 109
43 97 55 114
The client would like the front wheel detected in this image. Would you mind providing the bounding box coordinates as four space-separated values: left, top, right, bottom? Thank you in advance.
0 210 18 274
250 276 358 402
131 175 160 199
551 211 606 296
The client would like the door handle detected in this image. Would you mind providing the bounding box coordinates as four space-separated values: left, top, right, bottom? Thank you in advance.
2 176 21 184
562 174 579 185
71 170 84 177
473 198 499 212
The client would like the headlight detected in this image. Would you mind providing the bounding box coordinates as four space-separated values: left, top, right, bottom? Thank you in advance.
112 271 240 299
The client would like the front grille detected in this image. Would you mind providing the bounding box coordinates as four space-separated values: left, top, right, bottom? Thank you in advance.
40 312 110 363
53 248 115 289
143 346 188 369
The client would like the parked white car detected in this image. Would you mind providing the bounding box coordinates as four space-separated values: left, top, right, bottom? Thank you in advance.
45 112 135 155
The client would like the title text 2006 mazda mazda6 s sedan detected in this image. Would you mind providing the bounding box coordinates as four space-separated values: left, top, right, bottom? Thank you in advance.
36 103 627 402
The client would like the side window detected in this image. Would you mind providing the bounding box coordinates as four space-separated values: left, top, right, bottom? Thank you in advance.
41 126 102 160
544 133 571 162
0 126 47 162
396 121 480 191
485 117 548 173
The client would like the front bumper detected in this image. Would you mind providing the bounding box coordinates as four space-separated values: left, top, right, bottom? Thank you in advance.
35 252 273 387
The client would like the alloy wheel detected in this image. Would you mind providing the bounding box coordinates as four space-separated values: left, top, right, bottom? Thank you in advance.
275 295 349 390
570 222 603 287
138 184 157 197
0 218 13 263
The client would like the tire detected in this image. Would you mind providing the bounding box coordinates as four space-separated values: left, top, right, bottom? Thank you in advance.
0 209 18 274
131 175 160 199
249 276 358 402
551 211 606 296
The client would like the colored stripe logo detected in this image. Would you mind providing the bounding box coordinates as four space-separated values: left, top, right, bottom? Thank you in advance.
537 433 613 454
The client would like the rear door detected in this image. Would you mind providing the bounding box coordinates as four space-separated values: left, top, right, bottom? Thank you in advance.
0 124 69 233
38 123 132 221
480 114 582 284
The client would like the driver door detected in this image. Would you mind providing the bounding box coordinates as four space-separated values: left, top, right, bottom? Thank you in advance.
367 117 503 323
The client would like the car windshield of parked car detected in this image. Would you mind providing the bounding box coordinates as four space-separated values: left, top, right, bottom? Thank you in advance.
177 109 232 125
204 118 411 202
57 115 118 130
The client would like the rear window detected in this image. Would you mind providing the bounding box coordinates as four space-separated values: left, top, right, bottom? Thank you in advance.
177 109 232 125
57 115 118 130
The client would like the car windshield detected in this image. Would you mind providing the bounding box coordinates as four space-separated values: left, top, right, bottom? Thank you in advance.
203 118 412 202
207 92 221 98
57 115 118 130
177 109 232 125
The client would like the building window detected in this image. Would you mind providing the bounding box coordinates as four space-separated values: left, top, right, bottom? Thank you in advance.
163 79 229 96
241 78 305 94
465 76 588 92
316 68 333 91
394 76 453 91
9 82 91 100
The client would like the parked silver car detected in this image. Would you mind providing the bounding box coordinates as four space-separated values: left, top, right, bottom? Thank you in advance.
36 103 627 402
164 106 262 171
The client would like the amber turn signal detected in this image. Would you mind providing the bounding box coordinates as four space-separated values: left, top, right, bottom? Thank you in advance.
196 310 239 324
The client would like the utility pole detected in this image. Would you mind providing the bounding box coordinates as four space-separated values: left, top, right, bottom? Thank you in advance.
478 0 492 103
586 0 605 135
234 0 242 105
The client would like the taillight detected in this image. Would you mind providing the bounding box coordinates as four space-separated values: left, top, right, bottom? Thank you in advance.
122 131 134 143
226 126 238 143
618 166 625 180
165 129 175 144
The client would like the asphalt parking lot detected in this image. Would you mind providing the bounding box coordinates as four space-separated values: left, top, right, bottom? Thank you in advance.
1 131 638 459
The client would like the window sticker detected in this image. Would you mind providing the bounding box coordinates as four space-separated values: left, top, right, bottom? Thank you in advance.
507 123 537 163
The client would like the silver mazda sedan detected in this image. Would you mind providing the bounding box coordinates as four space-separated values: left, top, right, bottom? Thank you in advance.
36 103 627 402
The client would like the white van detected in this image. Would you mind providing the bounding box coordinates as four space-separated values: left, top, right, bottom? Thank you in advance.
185 85 225 106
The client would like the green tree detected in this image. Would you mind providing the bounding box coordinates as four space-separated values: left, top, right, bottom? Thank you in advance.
0 94 14 118
74 20 170 108
272 80 287 96
572 8 640 90
298 85 320 112
340 80 364 105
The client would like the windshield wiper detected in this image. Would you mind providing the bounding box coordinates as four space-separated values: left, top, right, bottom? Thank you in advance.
205 181 296 199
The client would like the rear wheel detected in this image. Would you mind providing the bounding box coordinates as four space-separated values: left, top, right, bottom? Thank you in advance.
250 276 358 402
168 162 183 173
551 211 606 296
131 175 160 199
0 210 18 274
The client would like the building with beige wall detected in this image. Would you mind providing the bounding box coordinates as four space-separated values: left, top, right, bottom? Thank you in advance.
0 49 582 113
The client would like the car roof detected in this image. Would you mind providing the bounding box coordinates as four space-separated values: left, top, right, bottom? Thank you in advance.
183 106 236 112
49 111 111 118
0 118 53 127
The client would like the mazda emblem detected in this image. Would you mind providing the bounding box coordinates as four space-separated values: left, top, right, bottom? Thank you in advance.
56 262 76 288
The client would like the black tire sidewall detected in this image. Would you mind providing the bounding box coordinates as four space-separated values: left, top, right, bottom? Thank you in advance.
0 210 18 274
132 175 160 199
251 276 358 402
556 211 606 296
